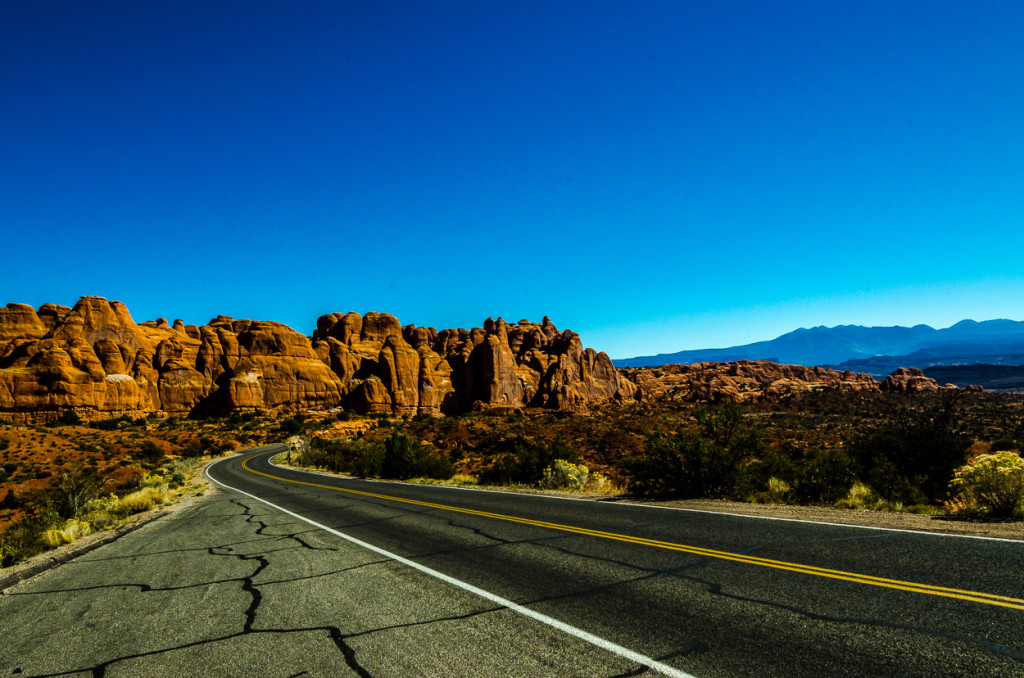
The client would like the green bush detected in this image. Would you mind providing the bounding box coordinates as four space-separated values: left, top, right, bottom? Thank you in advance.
541 459 589 490
382 431 453 480
137 441 165 464
950 451 1024 518
49 410 83 427
626 404 763 498
851 394 971 504
478 437 578 485
0 516 50 567
278 414 308 435
794 447 857 504
91 416 129 431
301 438 385 478
51 464 104 519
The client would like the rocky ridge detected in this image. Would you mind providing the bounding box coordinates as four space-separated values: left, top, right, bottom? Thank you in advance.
0 297 634 422
619 360 944 403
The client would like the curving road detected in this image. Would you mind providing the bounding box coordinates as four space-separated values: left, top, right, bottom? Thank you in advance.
211 447 1024 677
2 445 1023 677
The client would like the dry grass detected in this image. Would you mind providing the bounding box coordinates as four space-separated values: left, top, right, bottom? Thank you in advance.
118 487 167 514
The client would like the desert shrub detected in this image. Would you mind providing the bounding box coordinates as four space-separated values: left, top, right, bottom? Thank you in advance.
41 528 69 548
950 451 1024 518
990 438 1019 452
301 438 385 477
158 416 180 429
142 468 171 491
226 411 258 427
626 404 763 498
49 410 83 427
381 431 453 480
626 433 734 497
41 517 93 547
793 447 857 504
852 394 971 504
1 488 22 509
118 487 165 514
1 517 50 566
758 477 792 504
478 437 579 485
51 464 104 519
834 481 876 510
81 493 123 530
180 442 204 458
137 440 165 464
277 414 308 435
744 442 802 489
81 509 119 531
541 459 589 490
345 441 385 478
91 416 128 431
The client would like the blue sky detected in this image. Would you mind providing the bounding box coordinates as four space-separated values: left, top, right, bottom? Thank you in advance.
3 1 1023 359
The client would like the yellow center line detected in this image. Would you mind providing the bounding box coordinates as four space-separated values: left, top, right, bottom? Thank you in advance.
241 452 1024 611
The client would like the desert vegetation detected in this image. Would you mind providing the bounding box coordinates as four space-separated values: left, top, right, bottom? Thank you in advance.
0 413 256 567
287 389 1024 520
5 387 1022 567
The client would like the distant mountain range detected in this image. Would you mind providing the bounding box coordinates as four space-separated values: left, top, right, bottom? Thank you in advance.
614 319 1024 387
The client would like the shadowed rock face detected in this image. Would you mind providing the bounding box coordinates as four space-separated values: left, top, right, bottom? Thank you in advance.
0 297 634 421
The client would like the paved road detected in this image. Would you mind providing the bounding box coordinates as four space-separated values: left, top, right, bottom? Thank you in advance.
2 446 1023 676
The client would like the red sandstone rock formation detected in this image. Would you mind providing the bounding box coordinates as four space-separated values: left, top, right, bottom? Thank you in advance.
879 367 942 393
0 297 633 421
619 360 883 403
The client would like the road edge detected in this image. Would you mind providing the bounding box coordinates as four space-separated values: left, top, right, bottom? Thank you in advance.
0 510 170 593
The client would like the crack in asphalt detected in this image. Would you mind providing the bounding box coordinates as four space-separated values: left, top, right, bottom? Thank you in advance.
10 500 381 678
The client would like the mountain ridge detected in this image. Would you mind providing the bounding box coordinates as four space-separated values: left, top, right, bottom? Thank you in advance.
614 319 1024 375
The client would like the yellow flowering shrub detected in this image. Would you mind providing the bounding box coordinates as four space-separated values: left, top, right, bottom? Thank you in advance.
950 451 1024 518
542 459 589 490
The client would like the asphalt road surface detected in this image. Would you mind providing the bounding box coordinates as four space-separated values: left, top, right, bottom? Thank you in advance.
2 445 1023 677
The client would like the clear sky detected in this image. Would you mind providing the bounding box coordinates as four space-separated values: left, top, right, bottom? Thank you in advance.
3 1 1023 359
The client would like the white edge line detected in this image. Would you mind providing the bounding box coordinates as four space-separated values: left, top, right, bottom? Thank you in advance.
206 455 696 678
263 450 1024 545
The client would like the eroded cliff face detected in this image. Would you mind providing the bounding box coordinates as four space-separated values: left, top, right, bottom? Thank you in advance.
0 297 634 421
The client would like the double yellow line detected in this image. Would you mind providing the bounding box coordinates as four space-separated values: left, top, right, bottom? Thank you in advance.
242 452 1024 612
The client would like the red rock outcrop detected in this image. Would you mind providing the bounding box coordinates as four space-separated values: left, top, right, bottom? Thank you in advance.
879 367 942 393
0 297 633 421
619 360 882 403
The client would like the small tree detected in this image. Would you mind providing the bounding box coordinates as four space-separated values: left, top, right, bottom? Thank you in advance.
950 451 1024 518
